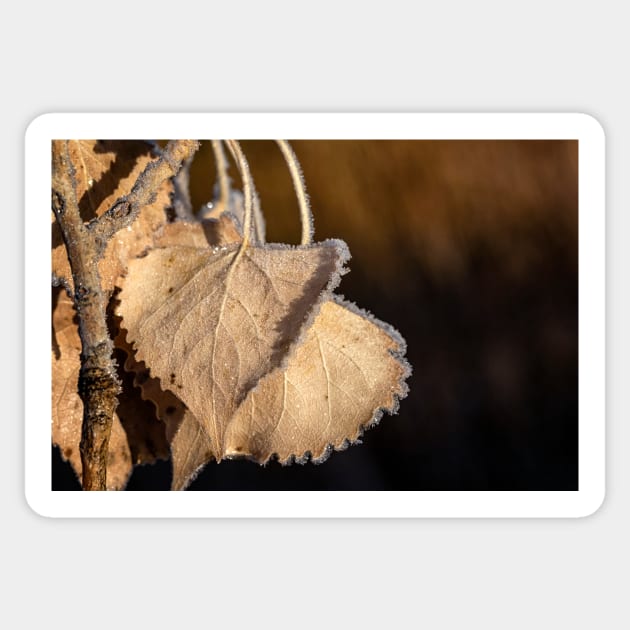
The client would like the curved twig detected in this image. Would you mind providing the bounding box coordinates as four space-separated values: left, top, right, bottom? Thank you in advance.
212 139 231 212
225 140 254 255
276 140 313 245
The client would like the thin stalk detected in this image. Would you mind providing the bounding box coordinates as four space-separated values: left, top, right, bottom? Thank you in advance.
276 140 313 245
209 140 265 243
225 140 254 256
212 140 231 214
252 191 266 244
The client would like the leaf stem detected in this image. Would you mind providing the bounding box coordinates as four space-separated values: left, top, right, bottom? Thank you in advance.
252 189 266 244
276 140 313 245
225 140 254 254
212 139 231 215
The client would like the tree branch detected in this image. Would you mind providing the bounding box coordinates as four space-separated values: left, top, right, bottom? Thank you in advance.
52 139 198 489
89 140 199 246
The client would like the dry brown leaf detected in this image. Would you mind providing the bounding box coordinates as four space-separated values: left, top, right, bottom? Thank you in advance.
117 238 348 460
151 216 240 487
115 220 223 490
127 352 214 491
115 325 209 489
113 349 170 466
52 140 172 292
223 298 410 463
113 217 239 490
52 287 132 490
110 321 171 466
138 369 213 490
117 216 235 489
106 214 241 482
118 214 410 484
166 411 214 490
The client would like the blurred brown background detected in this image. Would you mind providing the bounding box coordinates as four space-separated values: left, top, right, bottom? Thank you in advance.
54 139 578 490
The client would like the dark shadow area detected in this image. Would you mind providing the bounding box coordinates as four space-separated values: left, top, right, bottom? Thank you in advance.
52 444 173 490
125 459 172 490
52 445 81 490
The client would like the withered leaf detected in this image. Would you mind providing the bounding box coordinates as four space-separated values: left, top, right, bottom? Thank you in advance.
52 140 172 292
52 288 132 490
141 368 213 491
167 412 214 490
113 217 239 489
112 218 238 490
118 213 410 484
117 238 348 461
112 348 170 466
140 375 213 491
223 298 410 464
116 325 211 490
